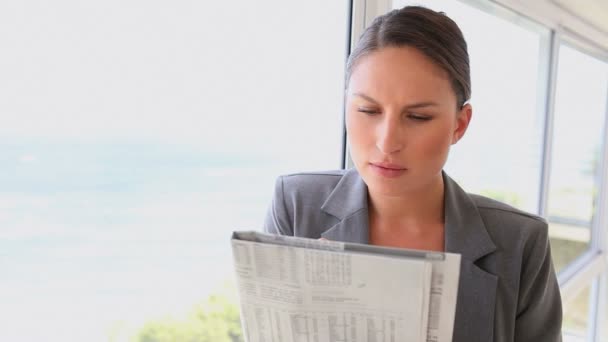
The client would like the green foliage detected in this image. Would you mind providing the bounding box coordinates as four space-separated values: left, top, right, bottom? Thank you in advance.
136 284 243 342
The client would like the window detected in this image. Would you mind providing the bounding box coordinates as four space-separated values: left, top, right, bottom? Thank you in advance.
563 282 593 341
548 43 608 273
0 1 349 340
600 275 608 342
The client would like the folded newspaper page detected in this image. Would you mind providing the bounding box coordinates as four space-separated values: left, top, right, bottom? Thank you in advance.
231 231 461 342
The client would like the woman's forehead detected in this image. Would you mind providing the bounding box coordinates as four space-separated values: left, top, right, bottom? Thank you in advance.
348 46 455 104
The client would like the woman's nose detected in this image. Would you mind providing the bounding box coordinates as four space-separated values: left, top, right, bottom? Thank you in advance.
376 117 403 154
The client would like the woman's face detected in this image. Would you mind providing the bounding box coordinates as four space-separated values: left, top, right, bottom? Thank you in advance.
346 46 471 197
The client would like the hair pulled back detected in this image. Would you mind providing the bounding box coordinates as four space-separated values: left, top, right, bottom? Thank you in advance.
346 6 471 108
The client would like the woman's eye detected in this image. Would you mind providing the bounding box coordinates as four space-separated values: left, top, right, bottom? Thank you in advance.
408 114 432 121
357 108 380 115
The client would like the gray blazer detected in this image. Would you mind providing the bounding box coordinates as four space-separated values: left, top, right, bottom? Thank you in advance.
264 168 562 342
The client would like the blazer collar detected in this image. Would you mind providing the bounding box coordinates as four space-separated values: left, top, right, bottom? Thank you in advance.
320 168 497 262
443 173 499 341
320 168 369 243
443 172 497 261
320 168 368 219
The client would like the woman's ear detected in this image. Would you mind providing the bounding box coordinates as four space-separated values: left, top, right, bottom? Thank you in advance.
452 103 472 145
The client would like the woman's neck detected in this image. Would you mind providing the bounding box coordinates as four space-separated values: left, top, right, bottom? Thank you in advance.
368 175 445 230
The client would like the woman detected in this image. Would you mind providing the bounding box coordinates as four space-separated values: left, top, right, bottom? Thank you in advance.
264 6 562 342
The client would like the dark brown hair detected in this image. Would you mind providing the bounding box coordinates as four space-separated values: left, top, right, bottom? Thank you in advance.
346 6 471 108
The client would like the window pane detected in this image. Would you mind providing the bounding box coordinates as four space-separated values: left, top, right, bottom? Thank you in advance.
393 0 547 213
0 1 348 341
548 44 608 273
563 283 592 341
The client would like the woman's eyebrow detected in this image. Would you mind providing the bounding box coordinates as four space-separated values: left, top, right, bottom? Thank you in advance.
352 92 380 104
352 92 439 109
403 101 439 109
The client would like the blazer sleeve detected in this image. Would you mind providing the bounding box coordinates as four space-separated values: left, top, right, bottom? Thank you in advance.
515 220 563 341
263 176 294 236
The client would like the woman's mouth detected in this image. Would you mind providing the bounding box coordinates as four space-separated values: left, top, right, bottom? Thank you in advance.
369 162 408 178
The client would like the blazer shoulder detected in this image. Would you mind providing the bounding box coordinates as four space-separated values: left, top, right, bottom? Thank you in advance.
469 194 548 235
280 170 347 194
267 170 347 238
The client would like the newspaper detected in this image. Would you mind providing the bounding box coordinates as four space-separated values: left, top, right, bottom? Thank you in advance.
231 231 461 342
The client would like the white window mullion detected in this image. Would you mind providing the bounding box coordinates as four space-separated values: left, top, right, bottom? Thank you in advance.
538 31 560 219
560 254 606 305
590 61 608 342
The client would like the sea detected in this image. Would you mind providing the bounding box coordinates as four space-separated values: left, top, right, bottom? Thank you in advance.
0 140 289 341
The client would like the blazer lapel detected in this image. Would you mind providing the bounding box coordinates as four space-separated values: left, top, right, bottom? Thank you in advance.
319 168 369 244
444 172 498 342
